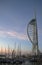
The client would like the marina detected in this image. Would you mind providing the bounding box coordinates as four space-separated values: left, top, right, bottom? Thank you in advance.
0 0 42 65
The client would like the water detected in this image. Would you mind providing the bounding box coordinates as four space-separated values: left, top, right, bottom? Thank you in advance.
22 61 42 65
0 61 42 65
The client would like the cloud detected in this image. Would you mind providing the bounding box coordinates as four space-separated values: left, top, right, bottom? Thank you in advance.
0 30 28 40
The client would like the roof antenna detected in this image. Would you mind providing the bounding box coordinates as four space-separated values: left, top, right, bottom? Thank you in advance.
34 8 36 20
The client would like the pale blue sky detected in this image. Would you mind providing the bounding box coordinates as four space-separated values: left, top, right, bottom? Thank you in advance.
0 0 42 52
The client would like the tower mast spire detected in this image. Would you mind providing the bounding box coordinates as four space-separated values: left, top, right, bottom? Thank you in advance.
27 11 39 55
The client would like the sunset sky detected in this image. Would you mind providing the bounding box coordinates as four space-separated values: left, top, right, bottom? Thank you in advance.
0 0 42 53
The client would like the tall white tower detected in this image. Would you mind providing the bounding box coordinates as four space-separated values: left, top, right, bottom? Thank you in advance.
27 18 39 55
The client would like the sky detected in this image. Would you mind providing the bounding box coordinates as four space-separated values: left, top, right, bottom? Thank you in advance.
0 0 42 53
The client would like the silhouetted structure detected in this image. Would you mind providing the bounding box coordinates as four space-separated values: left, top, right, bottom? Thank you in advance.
27 16 39 55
